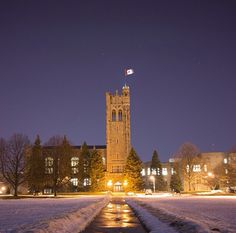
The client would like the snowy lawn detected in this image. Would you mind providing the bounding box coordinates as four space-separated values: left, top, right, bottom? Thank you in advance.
0 195 110 233
127 194 236 233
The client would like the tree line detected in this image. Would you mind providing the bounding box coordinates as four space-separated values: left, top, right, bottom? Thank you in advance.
0 134 107 196
0 133 144 196
1 134 235 196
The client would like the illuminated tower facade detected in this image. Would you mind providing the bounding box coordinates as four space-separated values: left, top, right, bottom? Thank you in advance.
105 85 131 190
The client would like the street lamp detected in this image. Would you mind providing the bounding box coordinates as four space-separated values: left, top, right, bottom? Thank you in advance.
123 180 128 186
107 180 113 191
150 176 155 193
207 172 214 178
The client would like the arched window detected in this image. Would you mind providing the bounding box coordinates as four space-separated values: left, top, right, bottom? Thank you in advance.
118 110 122 121
112 110 116 121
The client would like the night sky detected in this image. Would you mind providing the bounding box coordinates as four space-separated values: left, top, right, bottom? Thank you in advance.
0 1 236 162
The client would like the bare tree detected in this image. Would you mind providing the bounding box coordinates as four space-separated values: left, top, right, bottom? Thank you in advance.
176 142 202 191
0 134 30 196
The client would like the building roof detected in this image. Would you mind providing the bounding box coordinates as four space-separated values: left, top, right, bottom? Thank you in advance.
44 145 106 150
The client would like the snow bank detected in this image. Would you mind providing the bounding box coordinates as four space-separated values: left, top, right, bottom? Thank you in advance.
28 196 110 233
130 196 236 233
0 196 110 233
126 199 177 233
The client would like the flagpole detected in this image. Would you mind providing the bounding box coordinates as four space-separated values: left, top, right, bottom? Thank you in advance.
124 68 134 87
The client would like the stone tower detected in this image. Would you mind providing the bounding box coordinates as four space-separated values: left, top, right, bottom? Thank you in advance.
105 85 131 190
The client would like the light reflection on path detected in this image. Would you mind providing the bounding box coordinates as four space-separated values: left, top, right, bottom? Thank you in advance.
82 197 147 233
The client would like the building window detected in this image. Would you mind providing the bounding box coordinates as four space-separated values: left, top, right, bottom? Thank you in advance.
71 157 79 166
169 158 175 163
224 158 228 164
43 188 52 194
71 157 79 174
171 167 174 175
225 168 228 174
118 110 122 121
162 168 168 176
112 166 123 173
45 157 53 166
83 178 91 186
151 169 156 175
45 167 53 174
186 165 190 173
147 168 151 175
102 157 106 165
71 178 78 186
71 167 78 174
193 165 201 172
141 168 145 176
204 164 207 172
112 110 116 121
45 157 53 174
83 159 89 173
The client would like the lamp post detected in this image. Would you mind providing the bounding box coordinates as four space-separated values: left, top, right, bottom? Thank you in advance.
150 176 155 193
123 180 128 192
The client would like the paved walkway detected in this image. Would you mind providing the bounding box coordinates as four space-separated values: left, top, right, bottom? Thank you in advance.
82 197 147 233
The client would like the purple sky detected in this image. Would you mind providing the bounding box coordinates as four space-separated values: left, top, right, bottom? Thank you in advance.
0 1 236 162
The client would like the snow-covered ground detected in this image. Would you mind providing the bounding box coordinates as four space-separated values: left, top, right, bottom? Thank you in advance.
127 194 236 233
0 195 109 233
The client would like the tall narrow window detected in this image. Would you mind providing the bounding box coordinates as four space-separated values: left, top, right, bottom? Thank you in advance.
141 168 146 176
162 168 168 176
45 157 53 174
71 157 79 174
118 110 122 121
112 110 116 121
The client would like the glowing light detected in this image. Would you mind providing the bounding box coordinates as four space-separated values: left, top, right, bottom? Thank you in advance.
107 203 113 208
208 172 213 177
107 180 113 187
123 180 128 186
0 185 6 194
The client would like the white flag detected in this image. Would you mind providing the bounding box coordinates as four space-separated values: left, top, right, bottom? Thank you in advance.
125 69 134 76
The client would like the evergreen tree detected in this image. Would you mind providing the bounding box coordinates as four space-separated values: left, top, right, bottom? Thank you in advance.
150 150 166 191
78 142 91 190
45 135 72 196
57 136 72 191
170 172 182 193
124 148 144 191
27 135 45 194
89 149 105 191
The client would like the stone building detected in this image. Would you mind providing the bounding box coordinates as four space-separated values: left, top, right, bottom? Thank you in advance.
142 152 236 192
27 85 235 193
105 85 131 191
40 85 131 193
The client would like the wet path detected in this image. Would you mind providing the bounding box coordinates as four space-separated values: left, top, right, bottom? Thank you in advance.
82 197 147 233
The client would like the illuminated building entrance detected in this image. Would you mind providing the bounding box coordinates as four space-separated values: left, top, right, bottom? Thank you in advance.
114 181 122 192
